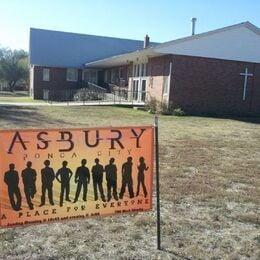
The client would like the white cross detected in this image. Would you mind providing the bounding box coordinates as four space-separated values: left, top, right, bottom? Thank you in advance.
240 67 253 101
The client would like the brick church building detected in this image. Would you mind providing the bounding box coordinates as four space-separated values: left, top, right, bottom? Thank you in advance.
29 21 260 115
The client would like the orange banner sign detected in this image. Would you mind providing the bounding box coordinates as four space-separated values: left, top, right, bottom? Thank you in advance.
0 126 154 227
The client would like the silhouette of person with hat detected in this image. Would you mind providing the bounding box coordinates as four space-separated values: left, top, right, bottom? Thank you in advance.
56 161 73 207
73 159 90 203
119 157 134 199
4 163 22 211
22 161 37 210
39 160 55 206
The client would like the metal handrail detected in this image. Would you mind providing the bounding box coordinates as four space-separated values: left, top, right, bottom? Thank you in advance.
43 88 148 104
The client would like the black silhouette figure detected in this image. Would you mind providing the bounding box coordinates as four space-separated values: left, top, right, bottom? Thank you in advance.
4 163 22 211
119 157 134 199
105 158 118 201
22 161 37 210
91 158 106 202
136 157 149 197
73 159 90 203
39 160 55 206
56 161 73 207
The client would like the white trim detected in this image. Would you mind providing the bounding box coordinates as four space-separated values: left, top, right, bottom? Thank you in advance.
240 67 253 101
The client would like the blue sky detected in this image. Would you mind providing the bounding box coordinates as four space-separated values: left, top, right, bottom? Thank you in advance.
0 0 259 51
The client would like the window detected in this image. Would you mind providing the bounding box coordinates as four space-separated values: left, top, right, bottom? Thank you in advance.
83 70 97 84
43 68 50 81
111 69 119 83
104 70 108 82
66 68 78 82
133 63 147 77
136 64 140 77
132 80 139 100
141 64 146 76
119 68 124 79
133 65 136 77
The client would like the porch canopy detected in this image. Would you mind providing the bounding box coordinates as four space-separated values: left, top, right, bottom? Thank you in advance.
84 47 162 68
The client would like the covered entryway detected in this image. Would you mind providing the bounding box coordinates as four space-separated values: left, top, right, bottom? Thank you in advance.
131 77 148 102
130 62 148 102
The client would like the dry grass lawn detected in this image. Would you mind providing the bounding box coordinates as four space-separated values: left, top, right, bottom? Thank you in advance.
0 91 39 103
0 105 259 259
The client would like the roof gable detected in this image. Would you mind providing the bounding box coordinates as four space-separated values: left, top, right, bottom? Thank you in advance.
29 28 158 68
154 22 260 63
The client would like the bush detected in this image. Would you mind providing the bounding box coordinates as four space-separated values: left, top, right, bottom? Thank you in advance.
173 108 186 116
73 88 102 101
145 97 158 114
145 98 186 116
160 101 174 115
14 84 28 91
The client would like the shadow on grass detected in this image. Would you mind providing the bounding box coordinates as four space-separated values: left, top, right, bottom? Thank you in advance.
161 247 192 260
0 91 29 97
189 114 260 124
0 106 66 128
229 116 260 124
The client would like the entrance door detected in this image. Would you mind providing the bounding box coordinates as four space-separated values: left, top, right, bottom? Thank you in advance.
132 77 148 102
132 79 139 100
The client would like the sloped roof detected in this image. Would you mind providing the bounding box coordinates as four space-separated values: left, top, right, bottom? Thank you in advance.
85 21 260 67
154 21 260 63
155 21 260 48
29 28 159 68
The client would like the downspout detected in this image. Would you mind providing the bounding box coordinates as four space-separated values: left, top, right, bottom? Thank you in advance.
167 62 172 107
30 65 35 98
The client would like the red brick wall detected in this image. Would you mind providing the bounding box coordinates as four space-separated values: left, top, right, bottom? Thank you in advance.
144 55 172 101
169 54 260 115
250 64 260 114
147 76 167 102
148 55 172 77
33 66 82 99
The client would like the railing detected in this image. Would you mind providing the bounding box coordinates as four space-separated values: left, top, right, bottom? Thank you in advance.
43 87 149 105
43 88 106 103
87 82 107 92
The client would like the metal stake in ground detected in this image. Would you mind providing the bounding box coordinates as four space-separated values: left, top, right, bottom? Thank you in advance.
154 116 161 250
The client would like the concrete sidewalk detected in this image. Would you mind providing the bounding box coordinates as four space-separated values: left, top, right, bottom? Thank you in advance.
0 101 145 107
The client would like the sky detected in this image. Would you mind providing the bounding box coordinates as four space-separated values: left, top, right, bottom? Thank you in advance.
0 0 260 51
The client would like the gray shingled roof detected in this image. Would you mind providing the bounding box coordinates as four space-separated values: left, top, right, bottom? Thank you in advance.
29 28 159 68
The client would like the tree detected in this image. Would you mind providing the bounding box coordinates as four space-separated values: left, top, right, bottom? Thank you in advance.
0 48 29 92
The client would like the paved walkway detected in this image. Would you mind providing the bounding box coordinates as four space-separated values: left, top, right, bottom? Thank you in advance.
0 101 145 107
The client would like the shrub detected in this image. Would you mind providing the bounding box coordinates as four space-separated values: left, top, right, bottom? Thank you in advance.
145 99 186 116
73 88 101 101
145 97 158 114
160 101 174 115
173 108 186 116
